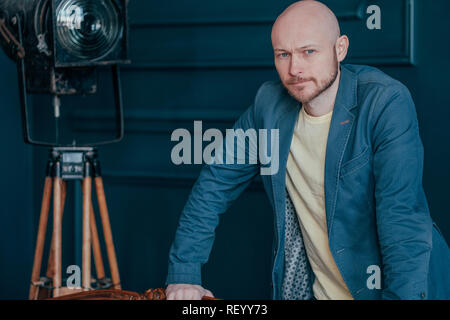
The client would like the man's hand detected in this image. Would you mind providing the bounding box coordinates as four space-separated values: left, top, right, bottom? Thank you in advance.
165 284 214 300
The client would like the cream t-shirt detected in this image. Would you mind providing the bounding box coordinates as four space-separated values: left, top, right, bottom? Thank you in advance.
285 106 353 300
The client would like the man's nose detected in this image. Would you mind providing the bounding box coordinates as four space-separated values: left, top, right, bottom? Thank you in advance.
289 54 304 78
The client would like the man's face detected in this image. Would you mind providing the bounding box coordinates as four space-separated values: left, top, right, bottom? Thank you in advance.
272 15 340 104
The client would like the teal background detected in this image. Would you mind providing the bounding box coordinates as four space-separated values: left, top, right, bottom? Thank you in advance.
0 0 449 299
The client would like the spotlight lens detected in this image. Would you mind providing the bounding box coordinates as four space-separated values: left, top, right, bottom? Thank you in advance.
55 0 123 60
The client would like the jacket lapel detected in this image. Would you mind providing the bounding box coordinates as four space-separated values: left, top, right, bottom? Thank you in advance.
271 98 300 249
324 65 358 239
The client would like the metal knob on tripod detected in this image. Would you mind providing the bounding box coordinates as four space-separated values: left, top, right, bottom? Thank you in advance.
29 147 121 299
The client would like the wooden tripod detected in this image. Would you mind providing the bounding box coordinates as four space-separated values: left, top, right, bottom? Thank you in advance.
29 147 121 300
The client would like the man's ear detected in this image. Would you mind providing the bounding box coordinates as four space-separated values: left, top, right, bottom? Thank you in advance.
335 35 349 63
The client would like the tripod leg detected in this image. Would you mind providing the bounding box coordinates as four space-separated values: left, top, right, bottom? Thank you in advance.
29 176 52 300
52 167 63 298
46 180 66 280
82 164 92 291
89 200 106 282
94 176 121 289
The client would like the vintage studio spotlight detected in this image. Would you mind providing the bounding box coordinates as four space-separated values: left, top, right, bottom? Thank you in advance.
0 0 130 299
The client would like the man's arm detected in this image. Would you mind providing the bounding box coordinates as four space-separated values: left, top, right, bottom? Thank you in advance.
372 83 432 300
165 96 263 290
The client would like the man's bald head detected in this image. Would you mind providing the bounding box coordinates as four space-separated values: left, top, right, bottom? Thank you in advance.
272 0 341 47
271 0 349 107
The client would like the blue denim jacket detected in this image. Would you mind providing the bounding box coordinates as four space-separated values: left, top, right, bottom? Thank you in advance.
166 64 450 300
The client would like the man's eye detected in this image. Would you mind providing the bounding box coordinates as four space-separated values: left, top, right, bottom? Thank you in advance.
278 52 289 58
305 49 315 55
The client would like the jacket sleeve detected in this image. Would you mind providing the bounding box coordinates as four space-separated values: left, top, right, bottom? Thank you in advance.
165 94 263 286
371 83 432 300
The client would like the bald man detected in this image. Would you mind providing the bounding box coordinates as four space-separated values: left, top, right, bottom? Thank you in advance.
165 0 450 300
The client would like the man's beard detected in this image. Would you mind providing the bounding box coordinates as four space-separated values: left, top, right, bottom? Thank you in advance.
283 54 339 104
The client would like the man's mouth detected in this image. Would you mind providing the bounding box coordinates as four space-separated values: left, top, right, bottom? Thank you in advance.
288 79 311 86
289 80 311 86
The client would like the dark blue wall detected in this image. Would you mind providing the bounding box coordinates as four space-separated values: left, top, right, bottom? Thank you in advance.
1 0 449 299
0 53 34 298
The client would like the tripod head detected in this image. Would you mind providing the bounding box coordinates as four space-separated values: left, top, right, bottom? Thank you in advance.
49 146 100 180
